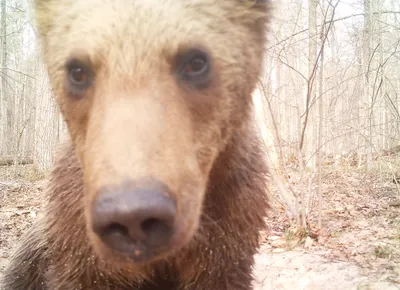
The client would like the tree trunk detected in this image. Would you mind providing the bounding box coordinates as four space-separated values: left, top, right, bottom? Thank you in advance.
33 62 60 173
1 0 6 154
363 0 373 170
317 4 325 229
308 0 318 170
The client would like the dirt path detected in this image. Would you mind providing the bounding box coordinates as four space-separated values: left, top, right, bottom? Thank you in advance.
253 172 400 289
253 247 398 290
0 172 399 289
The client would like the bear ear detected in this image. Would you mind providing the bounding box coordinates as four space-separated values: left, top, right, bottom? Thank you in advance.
247 0 270 6
33 0 56 41
244 0 272 17
253 0 270 5
250 0 272 12
247 0 272 26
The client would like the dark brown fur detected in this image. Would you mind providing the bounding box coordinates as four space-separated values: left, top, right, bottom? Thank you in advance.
2 0 271 289
2 124 269 290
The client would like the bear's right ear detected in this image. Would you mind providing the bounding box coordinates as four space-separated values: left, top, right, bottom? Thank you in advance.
33 0 57 42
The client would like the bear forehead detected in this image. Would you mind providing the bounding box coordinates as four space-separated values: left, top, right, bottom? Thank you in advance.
45 0 260 69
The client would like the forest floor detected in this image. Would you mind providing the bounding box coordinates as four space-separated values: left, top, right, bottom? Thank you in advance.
0 165 399 290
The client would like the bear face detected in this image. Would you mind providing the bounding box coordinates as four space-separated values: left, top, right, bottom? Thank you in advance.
34 0 270 266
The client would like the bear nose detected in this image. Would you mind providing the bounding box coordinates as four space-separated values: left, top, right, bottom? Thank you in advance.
91 183 176 261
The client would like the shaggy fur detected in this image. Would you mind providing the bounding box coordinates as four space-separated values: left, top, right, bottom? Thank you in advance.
2 0 272 289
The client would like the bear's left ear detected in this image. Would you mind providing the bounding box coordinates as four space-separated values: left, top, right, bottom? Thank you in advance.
247 0 272 29
253 0 270 5
243 0 272 17
251 0 272 12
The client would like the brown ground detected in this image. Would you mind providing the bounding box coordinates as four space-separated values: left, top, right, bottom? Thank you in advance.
0 165 399 289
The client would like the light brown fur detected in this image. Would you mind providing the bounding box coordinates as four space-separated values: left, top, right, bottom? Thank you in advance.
2 0 272 289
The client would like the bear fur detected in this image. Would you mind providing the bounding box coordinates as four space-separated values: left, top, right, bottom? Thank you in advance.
2 0 272 289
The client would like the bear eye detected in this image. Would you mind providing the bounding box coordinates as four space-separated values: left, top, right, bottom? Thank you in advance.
177 48 211 89
183 54 208 75
70 67 88 85
65 59 94 97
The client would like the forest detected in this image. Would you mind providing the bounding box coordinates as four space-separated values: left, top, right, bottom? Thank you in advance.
0 0 399 289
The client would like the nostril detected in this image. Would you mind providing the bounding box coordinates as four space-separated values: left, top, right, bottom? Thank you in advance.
141 217 172 237
140 217 173 248
96 222 140 255
141 218 160 233
103 223 129 238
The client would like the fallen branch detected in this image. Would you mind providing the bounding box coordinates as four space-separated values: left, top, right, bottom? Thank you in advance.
0 157 33 166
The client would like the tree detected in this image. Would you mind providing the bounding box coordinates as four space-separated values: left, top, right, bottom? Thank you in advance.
1 0 6 154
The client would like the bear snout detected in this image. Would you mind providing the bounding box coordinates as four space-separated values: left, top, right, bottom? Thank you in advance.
90 180 178 263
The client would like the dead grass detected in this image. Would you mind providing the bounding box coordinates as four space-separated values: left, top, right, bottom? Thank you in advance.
259 166 400 289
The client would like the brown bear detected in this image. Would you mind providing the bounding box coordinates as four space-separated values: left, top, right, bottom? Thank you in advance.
1 0 272 289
